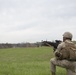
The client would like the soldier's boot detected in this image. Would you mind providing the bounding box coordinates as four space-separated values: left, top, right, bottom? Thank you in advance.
51 71 55 75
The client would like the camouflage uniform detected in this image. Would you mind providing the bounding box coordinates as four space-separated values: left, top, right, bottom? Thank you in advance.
50 32 76 75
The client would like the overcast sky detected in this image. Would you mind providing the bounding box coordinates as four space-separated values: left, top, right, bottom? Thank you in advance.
0 0 76 43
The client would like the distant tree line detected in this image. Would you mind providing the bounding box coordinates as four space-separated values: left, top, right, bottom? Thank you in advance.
0 42 42 49
0 40 76 49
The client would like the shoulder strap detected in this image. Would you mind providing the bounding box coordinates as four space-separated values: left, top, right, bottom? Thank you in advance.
64 41 76 51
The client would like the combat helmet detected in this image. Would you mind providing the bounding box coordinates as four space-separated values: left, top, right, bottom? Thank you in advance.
63 32 73 39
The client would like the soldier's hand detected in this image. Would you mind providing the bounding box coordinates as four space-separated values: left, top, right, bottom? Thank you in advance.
55 52 61 57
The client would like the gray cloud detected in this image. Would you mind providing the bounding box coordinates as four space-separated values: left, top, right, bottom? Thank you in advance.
0 0 76 43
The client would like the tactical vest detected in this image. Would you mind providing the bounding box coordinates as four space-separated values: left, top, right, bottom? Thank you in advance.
58 42 76 61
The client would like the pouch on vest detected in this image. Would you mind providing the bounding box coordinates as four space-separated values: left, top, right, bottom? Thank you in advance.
58 42 76 60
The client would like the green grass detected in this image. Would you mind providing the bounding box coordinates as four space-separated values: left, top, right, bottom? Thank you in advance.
0 47 66 75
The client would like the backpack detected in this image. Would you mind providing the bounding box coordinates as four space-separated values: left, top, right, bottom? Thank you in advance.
58 42 76 61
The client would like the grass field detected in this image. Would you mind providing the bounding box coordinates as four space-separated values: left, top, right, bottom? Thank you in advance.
0 47 66 75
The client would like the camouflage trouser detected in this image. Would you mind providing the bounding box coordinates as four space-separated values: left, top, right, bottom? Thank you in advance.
50 58 76 75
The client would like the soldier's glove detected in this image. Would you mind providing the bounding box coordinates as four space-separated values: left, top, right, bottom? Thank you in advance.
55 52 61 57
55 52 63 60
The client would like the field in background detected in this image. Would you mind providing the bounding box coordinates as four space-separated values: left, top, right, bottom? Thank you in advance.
0 47 66 75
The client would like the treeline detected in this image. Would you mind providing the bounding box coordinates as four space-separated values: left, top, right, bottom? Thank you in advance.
0 40 76 49
0 42 42 49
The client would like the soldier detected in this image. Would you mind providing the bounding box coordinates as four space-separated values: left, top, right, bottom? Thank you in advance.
50 32 76 75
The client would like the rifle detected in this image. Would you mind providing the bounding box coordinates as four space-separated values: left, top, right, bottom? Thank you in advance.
42 40 62 51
